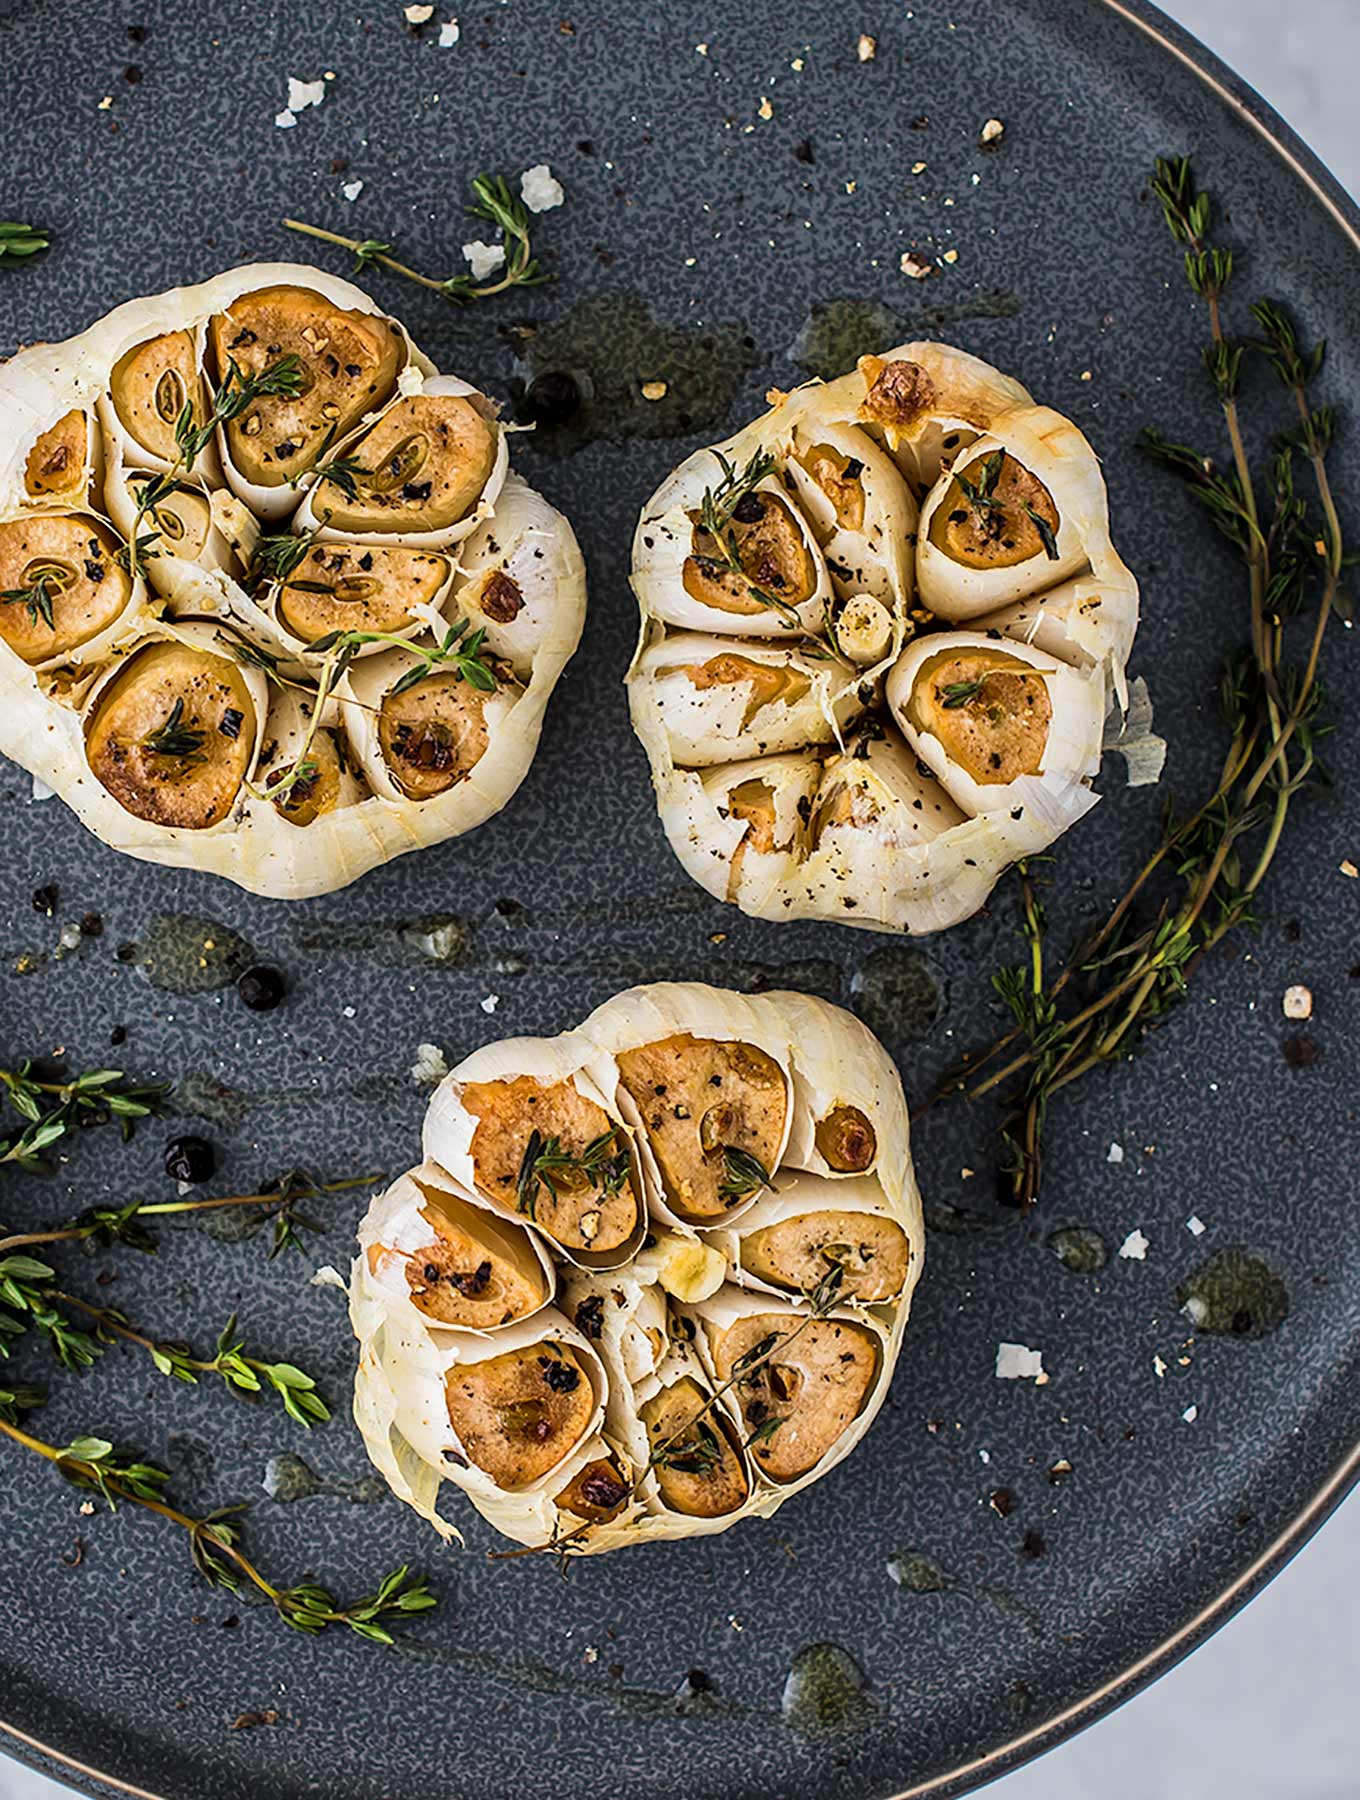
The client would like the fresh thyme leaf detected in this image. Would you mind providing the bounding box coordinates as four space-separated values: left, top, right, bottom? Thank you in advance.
141 697 208 764
308 618 499 694
281 171 554 308
515 1124 628 1221
1024 504 1061 560
0 1414 437 1644
693 448 804 626
929 156 1349 1209
717 1145 773 1203
0 575 58 630
0 221 51 264
744 1415 786 1450
0 1061 167 1171
939 675 991 708
650 1418 723 1475
251 530 320 586
954 451 1007 514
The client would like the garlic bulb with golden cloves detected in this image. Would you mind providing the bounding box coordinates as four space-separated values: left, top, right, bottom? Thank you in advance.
628 341 1141 934
0 264 586 898
350 983 924 1554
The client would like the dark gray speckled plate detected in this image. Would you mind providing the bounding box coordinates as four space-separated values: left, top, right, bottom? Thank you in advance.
1 1 1357 1796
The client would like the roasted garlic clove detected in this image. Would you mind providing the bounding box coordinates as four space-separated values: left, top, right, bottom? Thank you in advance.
640 1376 750 1518
710 1310 880 1482
209 285 404 491
276 543 452 645
312 392 497 535
110 330 208 467
85 637 257 829
615 1033 788 1223
444 1340 596 1490
0 514 133 665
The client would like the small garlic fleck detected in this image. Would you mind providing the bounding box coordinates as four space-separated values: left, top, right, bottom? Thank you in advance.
758 95 773 121
404 3 435 21
900 251 933 280
1340 859 1358 878
640 379 668 401
1283 984 1313 1019
942 248 959 264
980 117 1005 146
857 33 877 60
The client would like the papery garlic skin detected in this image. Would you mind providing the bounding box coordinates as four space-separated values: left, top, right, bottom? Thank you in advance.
0 262 586 898
350 984 924 1555
628 340 1141 934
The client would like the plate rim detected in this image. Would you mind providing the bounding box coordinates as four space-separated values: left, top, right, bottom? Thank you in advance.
1 0 1357 1796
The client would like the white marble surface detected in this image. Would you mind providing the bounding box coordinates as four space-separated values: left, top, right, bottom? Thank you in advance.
1 2 1356 1797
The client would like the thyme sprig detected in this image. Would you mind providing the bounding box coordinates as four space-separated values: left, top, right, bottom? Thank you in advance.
929 155 1348 1208
0 1063 167 1172
126 354 306 577
953 449 1005 517
306 618 500 694
717 1145 773 1203
0 1414 436 1642
695 448 804 626
1 572 59 630
282 172 553 305
0 221 50 264
0 1259 328 1424
492 1263 847 1567
515 1126 631 1221
141 697 208 764
0 1168 379 1264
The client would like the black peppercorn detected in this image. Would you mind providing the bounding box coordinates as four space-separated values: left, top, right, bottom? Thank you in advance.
164 1134 215 1185
517 371 581 428
238 965 286 1011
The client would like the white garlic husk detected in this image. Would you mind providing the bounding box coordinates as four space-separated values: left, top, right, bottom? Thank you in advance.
656 751 823 915
887 628 1105 817
293 375 509 549
820 341 1034 489
631 431 835 640
629 625 867 767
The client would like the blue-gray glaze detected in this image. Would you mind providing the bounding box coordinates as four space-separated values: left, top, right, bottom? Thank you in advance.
0 2 1357 1798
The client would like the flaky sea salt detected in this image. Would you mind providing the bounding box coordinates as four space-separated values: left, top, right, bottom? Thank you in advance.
410 1042 449 1086
461 240 504 279
995 1342 1045 1381
520 164 564 212
1119 1229 1149 1261
287 76 326 112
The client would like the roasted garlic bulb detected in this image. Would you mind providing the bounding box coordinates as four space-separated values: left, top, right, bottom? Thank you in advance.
350 983 924 1554
0 265 585 898
629 342 1141 933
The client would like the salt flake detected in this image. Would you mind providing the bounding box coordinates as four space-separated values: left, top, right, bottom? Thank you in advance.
1119 1229 1149 1261
1186 1214 1206 1237
287 76 326 112
461 240 505 280
995 1342 1045 1381
1106 1142 1124 1164
410 1042 449 1086
1182 1404 1198 1424
480 993 500 1014
438 16 460 44
520 164 564 212
1283 984 1313 1020
342 180 365 202
274 108 297 129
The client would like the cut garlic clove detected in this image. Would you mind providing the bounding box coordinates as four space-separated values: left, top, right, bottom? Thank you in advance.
0 512 138 667
629 626 865 767
23 408 99 505
210 284 405 498
632 437 835 640
887 628 1105 818
296 378 507 547
83 623 266 830
358 1163 556 1336
273 542 454 649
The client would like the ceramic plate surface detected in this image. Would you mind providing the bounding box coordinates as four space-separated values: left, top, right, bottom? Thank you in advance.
1 1 1357 1797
